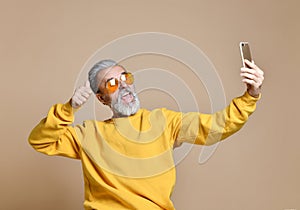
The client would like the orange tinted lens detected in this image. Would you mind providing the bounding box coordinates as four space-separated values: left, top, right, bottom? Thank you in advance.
106 78 118 93
124 72 134 85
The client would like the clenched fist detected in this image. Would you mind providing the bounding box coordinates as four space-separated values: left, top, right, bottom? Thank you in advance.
70 81 93 109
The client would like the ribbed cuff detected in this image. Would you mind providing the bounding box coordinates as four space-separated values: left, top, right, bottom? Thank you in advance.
61 100 77 118
243 91 261 102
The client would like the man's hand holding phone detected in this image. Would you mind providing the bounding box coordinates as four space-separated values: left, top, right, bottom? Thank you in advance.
239 42 264 98
240 59 264 98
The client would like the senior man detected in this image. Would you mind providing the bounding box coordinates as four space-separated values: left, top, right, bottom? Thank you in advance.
29 59 264 210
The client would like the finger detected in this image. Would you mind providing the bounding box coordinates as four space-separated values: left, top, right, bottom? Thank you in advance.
244 59 259 70
84 80 93 93
79 91 91 99
83 87 93 94
257 68 264 76
77 86 92 97
72 96 82 107
76 94 88 103
74 100 82 107
85 80 90 88
241 67 264 79
240 72 259 82
242 78 261 88
242 78 255 85
241 67 256 75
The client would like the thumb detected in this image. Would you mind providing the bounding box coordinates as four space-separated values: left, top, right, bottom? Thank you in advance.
85 80 90 87
84 80 93 94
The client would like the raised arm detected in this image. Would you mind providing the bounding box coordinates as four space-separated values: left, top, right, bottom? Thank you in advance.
28 81 92 158
173 60 264 147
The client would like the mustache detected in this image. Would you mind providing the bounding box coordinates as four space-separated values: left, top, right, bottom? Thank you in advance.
118 87 137 97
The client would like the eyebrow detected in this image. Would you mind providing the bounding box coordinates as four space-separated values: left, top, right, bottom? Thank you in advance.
106 77 114 83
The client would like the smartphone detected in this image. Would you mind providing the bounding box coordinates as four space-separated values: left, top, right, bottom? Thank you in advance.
239 42 253 68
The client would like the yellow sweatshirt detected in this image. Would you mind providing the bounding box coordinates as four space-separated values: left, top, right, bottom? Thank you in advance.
28 91 260 210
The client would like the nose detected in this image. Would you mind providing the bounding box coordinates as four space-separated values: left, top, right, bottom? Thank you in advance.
119 80 129 89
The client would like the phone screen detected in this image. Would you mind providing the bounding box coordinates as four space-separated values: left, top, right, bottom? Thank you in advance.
240 42 252 67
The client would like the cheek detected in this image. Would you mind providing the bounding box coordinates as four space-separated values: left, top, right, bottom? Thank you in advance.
105 94 112 102
129 84 136 92
110 91 119 102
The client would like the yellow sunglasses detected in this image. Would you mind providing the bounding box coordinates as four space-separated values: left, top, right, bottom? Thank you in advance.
98 72 134 94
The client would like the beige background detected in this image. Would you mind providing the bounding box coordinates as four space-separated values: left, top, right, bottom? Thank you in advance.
0 0 299 209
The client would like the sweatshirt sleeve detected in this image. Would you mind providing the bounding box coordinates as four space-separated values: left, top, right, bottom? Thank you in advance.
173 91 261 146
28 101 81 159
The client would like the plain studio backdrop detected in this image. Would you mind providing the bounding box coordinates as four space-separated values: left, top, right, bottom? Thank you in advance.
0 0 299 209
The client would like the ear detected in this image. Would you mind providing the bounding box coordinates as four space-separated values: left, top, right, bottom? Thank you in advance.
96 93 105 103
96 93 110 106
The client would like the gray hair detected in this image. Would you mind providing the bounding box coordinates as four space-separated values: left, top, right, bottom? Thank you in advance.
88 59 118 94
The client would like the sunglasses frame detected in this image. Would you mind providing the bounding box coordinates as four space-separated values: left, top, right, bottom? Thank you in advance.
97 71 134 94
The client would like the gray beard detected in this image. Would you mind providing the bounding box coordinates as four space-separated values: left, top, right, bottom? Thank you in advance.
111 87 140 117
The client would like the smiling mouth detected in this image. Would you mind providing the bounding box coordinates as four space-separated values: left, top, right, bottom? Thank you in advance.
121 92 134 103
122 92 130 97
